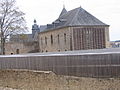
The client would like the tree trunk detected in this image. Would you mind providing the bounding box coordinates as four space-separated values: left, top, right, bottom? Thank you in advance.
1 32 5 55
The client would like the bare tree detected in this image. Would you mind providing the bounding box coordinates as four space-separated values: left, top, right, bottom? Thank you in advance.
0 0 27 55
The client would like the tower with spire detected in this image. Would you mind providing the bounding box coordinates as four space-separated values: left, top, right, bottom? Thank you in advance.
32 19 40 37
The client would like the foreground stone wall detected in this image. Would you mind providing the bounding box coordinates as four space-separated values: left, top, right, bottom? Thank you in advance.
0 70 119 90
5 42 39 55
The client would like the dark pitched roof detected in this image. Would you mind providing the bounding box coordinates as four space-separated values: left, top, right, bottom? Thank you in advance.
57 7 108 26
39 25 47 32
40 7 109 32
59 7 67 17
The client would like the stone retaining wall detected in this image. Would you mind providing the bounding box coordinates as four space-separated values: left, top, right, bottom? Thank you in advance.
0 70 119 90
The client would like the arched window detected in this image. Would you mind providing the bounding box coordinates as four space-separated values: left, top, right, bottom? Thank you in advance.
64 33 66 44
45 37 47 45
51 35 53 44
58 34 59 44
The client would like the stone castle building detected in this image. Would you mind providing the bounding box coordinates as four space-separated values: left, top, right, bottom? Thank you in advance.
5 6 110 54
38 7 110 52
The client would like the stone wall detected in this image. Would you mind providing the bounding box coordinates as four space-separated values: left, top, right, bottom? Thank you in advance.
0 70 120 90
72 26 109 50
5 42 39 55
39 27 72 52
105 27 110 48
39 26 110 53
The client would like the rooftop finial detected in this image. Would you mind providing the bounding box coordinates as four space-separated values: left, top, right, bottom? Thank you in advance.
62 1 65 8
63 4 65 8
34 19 37 24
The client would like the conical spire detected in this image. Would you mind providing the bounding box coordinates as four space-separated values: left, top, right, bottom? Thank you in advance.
59 5 67 17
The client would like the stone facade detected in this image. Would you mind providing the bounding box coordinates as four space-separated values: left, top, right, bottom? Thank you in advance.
5 41 39 55
39 26 109 52
39 27 72 52
72 26 110 50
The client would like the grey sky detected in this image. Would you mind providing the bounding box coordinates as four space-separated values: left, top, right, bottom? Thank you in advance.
16 0 120 41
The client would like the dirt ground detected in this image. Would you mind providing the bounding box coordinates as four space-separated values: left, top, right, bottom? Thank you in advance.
0 69 120 90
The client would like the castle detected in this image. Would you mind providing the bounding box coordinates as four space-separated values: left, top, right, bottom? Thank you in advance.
5 6 110 54
38 7 110 52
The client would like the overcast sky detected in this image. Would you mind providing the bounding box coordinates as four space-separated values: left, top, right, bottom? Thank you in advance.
16 0 120 41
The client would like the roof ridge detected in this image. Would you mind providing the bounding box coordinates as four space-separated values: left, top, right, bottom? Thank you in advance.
69 7 80 26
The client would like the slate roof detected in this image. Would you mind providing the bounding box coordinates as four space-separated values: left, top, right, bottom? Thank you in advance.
39 25 47 32
59 7 67 17
40 7 109 32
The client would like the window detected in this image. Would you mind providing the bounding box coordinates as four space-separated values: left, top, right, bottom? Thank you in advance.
64 33 66 44
58 34 59 44
51 35 53 44
45 37 47 45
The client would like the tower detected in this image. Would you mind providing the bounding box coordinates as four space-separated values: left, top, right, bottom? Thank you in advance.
32 19 40 37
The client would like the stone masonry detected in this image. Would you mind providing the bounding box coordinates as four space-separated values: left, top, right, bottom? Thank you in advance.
39 27 71 52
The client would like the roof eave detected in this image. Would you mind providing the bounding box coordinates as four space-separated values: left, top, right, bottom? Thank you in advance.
39 24 110 34
39 26 69 34
71 25 110 27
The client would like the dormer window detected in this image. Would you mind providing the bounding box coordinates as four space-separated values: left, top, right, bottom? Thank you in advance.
52 21 60 28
